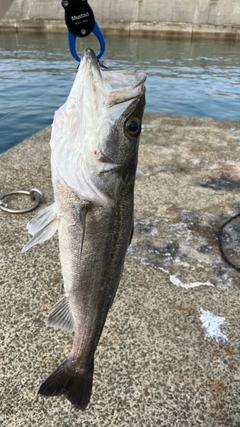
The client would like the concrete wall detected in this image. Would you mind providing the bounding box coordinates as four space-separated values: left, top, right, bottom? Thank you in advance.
1 0 240 36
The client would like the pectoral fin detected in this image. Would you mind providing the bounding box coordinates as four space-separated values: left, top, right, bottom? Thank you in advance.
79 202 88 258
22 204 58 253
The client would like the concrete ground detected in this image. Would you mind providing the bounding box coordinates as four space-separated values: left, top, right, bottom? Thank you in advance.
1 112 240 426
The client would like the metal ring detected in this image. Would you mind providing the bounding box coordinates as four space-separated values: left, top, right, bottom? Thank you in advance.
68 20 105 63
0 188 45 214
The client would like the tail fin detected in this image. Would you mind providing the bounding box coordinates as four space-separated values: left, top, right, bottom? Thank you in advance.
38 358 94 411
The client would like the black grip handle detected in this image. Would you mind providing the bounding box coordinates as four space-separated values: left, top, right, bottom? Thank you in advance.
61 0 95 37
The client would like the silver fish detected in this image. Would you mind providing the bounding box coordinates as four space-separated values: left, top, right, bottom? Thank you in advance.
23 48 146 410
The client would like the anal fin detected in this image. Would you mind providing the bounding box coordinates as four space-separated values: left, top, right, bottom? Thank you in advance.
47 296 74 333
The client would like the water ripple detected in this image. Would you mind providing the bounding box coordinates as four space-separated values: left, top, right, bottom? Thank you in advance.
1 33 240 153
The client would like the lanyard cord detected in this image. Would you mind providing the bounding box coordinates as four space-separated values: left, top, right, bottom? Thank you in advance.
0 78 72 123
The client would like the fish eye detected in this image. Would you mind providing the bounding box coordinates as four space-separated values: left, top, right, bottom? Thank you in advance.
124 117 141 137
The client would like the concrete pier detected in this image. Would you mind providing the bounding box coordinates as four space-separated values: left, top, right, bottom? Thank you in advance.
1 112 240 426
0 0 240 38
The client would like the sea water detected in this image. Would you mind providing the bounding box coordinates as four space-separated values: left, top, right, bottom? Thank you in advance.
0 32 240 153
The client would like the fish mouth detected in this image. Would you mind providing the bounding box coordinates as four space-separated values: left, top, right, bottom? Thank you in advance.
80 47 103 87
79 47 146 108
98 150 123 167
82 47 100 70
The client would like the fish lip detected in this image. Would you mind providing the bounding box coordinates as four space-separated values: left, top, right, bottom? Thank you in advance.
99 150 123 166
83 47 96 59
80 47 103 87
83 47 99 68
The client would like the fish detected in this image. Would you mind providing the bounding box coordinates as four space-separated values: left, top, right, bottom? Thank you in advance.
22 47 146 410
